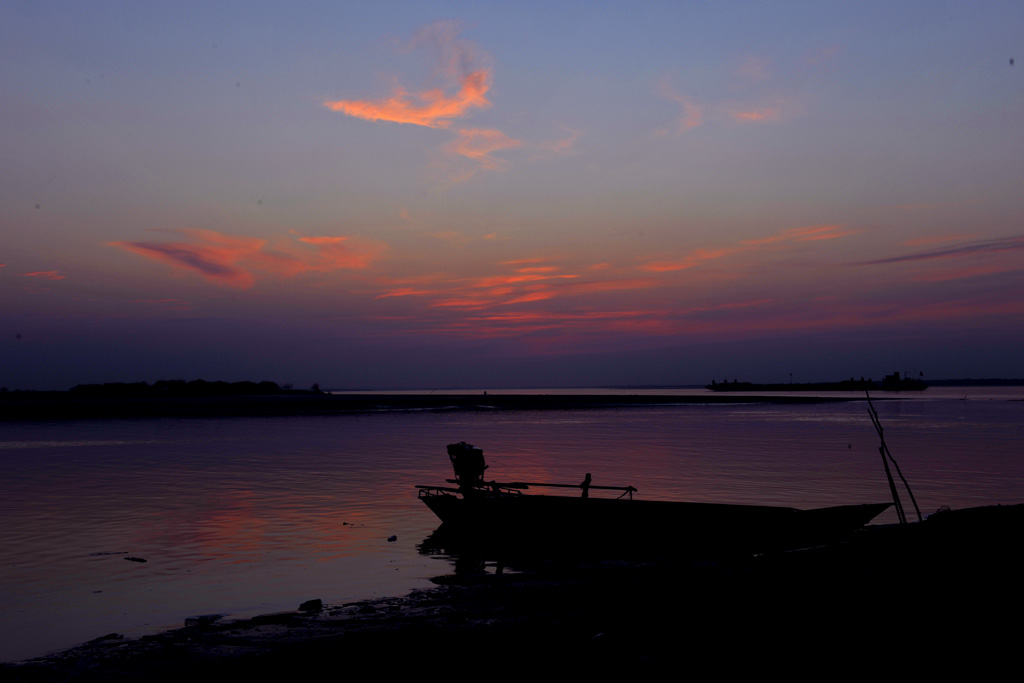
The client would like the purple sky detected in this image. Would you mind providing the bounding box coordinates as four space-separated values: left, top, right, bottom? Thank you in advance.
2 2 1023 389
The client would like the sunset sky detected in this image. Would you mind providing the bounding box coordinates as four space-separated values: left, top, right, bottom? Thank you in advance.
3 2 1023 390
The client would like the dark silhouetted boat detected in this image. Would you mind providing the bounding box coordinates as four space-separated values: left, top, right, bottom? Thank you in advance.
417 442 892 558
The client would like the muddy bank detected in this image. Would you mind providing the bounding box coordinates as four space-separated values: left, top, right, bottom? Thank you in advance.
5 504 1022 680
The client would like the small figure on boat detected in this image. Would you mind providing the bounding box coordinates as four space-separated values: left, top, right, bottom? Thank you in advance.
580 472 592 499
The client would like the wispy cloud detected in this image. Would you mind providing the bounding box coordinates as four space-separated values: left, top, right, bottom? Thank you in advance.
323 70 490 129
111 231 267 288
640 224 853 273
371 259 659 319
656 74 799 134
855 236 1024 265
728 106 783 123
295 235 384 270
902 234 971 247
324 21 491 129
656 79 703 135
640 247 736 273
725 93 802 124
129 298 192 311
21 270 66 280
742 224 854 245
326 21 522 182
533 125 582 159
111 229 385 288
735 56 771 82
445 128 522 171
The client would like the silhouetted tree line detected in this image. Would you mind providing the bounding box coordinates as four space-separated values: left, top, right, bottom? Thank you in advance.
68 380 323 397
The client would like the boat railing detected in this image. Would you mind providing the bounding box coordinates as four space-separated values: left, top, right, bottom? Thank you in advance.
416 484 526 498
501 481 637 500
416 485 461 498
417 480 637 500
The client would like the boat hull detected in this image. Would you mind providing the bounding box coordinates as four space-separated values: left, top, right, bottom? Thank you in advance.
421 492 891 558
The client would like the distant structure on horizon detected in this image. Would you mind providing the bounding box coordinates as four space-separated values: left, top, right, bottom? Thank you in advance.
707 371 927 392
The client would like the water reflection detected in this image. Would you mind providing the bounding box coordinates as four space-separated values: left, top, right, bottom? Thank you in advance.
1 395 1022 661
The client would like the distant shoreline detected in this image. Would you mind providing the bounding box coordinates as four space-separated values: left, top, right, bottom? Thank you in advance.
0 392 862 421
4 379 1022 421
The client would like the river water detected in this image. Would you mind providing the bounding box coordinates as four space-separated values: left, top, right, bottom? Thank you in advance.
1 387 1022 661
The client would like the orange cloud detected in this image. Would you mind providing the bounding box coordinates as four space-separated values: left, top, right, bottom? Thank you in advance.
324 21 492 129
296 236 385 270
641 224 854 273
444 127 522 171
729 107 783 122
375 287 435 299
503 290 558 305
431 298 495 309
324 70 490 129
640 247 737 273
111 229 384 288
536 126 581 156
724 94 800 124
21 270 66 280
470 273 577 289
656 79 704 135
902 234 971 247
369 258 663 325
742 224 853 246
501 258 548 266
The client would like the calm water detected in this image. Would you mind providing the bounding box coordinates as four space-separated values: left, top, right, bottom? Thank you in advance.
1 388 1022 661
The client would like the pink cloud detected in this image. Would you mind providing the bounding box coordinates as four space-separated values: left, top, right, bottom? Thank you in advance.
21 270 66 280
324 70 490 129
656 80 704 135
641 224 855 273
742 224 853 245
324 21 492 130
111 229 385 288
296 236 385 270
640 247 737 273
902 234 972 247
536 126 582 156
443 127 522 175
729 107 784 122
375 287 435 299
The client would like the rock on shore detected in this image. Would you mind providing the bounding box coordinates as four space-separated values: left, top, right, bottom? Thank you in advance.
5 504 1022 680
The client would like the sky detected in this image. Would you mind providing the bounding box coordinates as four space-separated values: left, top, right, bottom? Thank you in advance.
2 1 1023 390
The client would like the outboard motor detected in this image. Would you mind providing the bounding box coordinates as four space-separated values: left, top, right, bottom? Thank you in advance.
447 441 487 490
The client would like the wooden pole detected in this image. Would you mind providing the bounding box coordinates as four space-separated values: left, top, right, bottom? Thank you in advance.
866 392 922 523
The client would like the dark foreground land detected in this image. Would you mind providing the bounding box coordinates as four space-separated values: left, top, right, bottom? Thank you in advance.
5 504 1022 680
